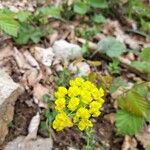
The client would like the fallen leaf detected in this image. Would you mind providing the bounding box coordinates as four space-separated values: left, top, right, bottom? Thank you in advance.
136 125 150 148
33 83 49 108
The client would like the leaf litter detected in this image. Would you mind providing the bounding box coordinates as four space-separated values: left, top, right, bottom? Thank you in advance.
0 0 150 149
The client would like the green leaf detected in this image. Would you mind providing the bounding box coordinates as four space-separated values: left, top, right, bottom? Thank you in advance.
118 91 148 117
109 77 128 94
89 0 108 8
39 6 61 19
17 11 32 22
116 110 144 135
145 145 150 150
74 1 89 15
92 14 106 23
145 103 150 123
131 61 150 73
14 24 44 44
0 12 19 37
97 37 126 57
133 83 149 97
140 47 150 62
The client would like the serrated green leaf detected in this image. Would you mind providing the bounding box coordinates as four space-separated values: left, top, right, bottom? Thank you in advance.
110 77 128 94
145 103 150 123
0 12 19 37
92 14 106 23
74 1 89 15
14 24 44 44
97 37 126 57
131 61 150 73
89 0 108 8
118 91 148 117
39 6 61 19
140 47 150 62
133 83 149 97
116 110 144 135
17 11 32 22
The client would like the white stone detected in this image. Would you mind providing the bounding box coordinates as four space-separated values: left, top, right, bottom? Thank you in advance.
34 47 54 67
0 70 23 145
52 40 82 63
69 62 91 76
4 136 53 150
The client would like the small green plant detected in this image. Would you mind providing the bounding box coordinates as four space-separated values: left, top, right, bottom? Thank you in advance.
75 26 100 40
45 77 105 149
127 0 150 32
116 82 150 135
73 0 108 15
0 6 60 44
131 47 150 73
108 59 121 75
97 36 126 58
84 128 95 150
55 68 72 87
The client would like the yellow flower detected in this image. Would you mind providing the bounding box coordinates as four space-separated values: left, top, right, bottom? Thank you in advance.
99 87 104 97
78 119 93 131
55 98 66 112
52 112 73 131
92 111 101 117
82 81 95 91
68 86 80 97
70 77 84 87
55 87 67 98
52 77 105 132
91 87 105 100
80 90 92 104
89 101 102 117
68 97 80 111
75 107 90 122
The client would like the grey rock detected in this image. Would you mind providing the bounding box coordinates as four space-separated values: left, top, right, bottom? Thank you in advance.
0 70 23 145
4 136 53 150
52 40 82 64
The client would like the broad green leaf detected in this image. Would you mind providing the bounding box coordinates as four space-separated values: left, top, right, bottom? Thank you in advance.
0 12 19 37
109 77 128 94
146 145 150 150
133 82 149 97
39 6 61 19
92 14 106 23
118 91 148 117
140 47 150 62
14 24 44 44
116 110 144 135
74 1 89 15
131 61 150 73
145 103 150 123
89 0 108 8
17 11 32 22
97 37 126 57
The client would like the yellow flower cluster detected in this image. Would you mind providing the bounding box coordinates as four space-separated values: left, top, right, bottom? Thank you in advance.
52 77 105 131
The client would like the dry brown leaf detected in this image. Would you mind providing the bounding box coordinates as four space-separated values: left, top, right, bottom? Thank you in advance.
23 51 40 69
104 113 115 124
136 125 150 148
13 47 31 69
0 46 13 61
26 112 40 140
122 135 137 150
33 83 49 108
27 69 39 86
34 47 54 67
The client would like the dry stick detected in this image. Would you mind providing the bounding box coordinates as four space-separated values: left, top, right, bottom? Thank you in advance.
77 38 150 81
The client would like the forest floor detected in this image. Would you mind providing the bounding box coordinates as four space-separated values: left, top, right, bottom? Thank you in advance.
0 0 150 150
